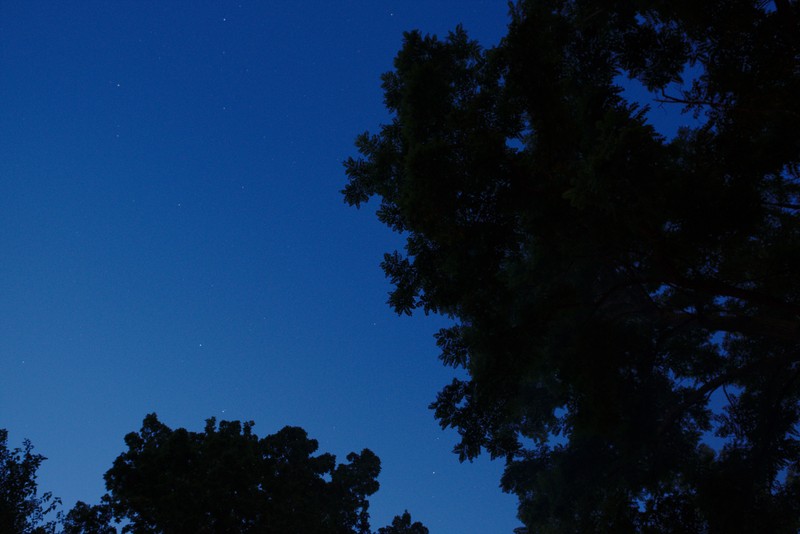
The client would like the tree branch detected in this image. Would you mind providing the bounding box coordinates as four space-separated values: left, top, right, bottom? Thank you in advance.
656 89 800 118
654 252 800 318
762 201 800 211
664 311 800 343
657 352 797 438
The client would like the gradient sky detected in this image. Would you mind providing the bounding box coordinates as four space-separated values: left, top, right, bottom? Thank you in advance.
0 1 524 532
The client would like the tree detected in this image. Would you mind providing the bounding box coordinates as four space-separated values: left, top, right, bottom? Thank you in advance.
343 0 800 531
65 414 424 534
0 429 61 534
63 501 115 534
377 511 429 534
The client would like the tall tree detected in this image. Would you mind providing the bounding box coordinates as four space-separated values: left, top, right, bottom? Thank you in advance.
0 429 61 534
64 414 424 534
344 0 800 531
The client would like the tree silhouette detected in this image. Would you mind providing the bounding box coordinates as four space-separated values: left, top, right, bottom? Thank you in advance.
376 511 429 534
344 0 800 531
0 429 61 534
64 414 426 534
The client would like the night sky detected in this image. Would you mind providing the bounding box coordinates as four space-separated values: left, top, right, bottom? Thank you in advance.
1 1 523 532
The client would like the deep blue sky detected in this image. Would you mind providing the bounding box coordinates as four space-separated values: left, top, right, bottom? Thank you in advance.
0 1 524 532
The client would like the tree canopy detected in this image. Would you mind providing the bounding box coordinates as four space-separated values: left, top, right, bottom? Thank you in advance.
344 0 800 531
0 429 61 534
62 414 424 534
376 511 429 534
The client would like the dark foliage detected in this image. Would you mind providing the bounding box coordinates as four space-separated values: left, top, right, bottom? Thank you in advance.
344 0 800 531
65 414 419 534
376 511 429 534
63 501 115 534
0 429 61 534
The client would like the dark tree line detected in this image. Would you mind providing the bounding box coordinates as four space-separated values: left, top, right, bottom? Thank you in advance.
344 0 800 531
1 416 427 534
